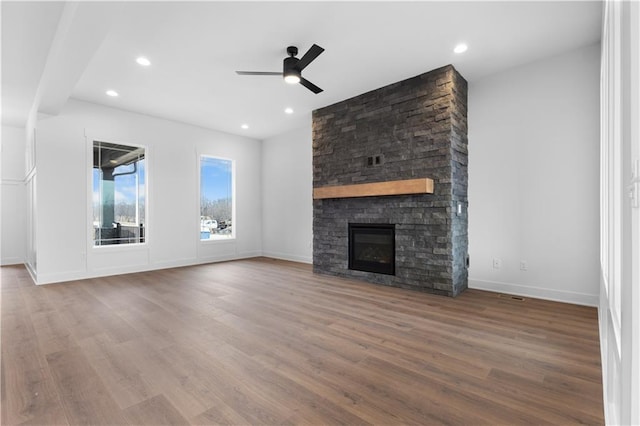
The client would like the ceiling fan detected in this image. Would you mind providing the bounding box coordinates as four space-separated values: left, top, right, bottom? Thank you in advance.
236 44 325 94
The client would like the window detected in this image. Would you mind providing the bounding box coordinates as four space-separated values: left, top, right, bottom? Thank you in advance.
93 141 146 246
200 156 234 240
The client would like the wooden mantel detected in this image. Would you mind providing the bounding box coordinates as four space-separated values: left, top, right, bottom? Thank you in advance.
313 178 434 200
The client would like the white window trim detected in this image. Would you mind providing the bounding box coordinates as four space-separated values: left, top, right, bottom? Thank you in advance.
87 136 149 251
198 154 236 243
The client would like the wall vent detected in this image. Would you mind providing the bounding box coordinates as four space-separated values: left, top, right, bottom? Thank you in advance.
498 294 526 302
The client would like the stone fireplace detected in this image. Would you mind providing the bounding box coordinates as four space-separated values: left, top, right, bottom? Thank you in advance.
312 64 468 297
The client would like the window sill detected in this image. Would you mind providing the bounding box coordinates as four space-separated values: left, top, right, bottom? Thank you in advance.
199 237 236 243
92 243 148 251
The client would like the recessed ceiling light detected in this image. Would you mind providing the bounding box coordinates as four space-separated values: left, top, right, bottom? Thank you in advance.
284 107 294 114
241 124 249 129
106 90 119 97
453 43 468 54
136 56 151 66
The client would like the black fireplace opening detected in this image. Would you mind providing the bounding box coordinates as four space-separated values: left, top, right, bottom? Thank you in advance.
348 223 395 275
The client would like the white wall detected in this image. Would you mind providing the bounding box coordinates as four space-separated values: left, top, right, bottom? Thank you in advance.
1 125 27 265
261 124 313 263
257 43 602 306
468 43 601 306
34 99 262 284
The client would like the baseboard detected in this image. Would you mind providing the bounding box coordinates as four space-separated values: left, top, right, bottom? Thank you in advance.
36 252 263 285
150 257 199 270
261 251 312 264
197 251 263 264
469 278 598 307
1 256 24 266
25 261 37 284
36 269 88 285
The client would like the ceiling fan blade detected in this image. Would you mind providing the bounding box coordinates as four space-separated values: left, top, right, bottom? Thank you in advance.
300 77 323 94
235 71 282 76
295 44 324 71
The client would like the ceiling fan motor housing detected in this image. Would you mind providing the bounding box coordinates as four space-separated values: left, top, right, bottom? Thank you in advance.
283 55 301 80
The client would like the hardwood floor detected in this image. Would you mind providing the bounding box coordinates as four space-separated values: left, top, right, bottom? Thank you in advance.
1 258 604 425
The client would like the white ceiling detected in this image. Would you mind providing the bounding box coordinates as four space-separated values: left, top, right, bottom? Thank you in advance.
1 1 65 127
2 1 602 140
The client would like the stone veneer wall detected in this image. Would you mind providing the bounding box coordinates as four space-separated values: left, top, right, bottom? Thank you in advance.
312 65 468 296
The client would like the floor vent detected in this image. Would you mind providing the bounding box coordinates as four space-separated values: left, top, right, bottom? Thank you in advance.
498 294 526 302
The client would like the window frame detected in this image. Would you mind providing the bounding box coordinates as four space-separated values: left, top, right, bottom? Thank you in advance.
198 154 236 242
89 138 149 249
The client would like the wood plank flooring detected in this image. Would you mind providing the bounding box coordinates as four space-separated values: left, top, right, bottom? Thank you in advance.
1 257 604 425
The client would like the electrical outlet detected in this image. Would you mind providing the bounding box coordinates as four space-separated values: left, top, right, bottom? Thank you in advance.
520 261 528 271
492 258 502 269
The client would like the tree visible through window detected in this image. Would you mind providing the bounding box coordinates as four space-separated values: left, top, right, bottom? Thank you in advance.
93 141 146 246
200 156 234 240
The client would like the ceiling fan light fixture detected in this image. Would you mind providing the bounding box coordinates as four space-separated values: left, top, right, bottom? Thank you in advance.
283 55 301 84
284 74 300 84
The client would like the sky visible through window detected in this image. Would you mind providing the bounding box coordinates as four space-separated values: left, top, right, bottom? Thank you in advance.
92 161 146 212
201 157 232 202
92 158 229 210
93 154 232 240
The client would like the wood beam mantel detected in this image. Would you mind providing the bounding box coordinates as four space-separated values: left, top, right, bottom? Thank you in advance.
313 178 434 200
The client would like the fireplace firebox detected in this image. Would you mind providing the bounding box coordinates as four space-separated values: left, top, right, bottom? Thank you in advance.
348 223 395 275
